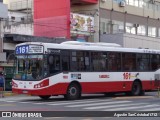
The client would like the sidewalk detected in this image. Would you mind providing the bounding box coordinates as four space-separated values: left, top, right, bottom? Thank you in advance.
0 91 17 97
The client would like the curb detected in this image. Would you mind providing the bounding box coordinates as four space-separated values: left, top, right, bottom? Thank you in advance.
0 91 17 97
113 96 155 100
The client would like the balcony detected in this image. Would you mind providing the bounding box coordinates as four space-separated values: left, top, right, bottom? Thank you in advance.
10 0 32 11
71 0 98 5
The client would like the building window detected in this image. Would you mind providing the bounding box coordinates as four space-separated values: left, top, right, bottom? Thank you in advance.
112 21 124 33
158 28 160 37
139 0 145 8
137 25 146 35
100 19 109 34
125 0 160 11
126 23 136 34
100 22 106 34
148 27 156 37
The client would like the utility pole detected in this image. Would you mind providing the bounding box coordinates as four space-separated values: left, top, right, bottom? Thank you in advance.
0 18 2 53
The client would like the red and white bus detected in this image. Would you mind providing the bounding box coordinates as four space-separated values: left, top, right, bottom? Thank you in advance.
12 41 160 100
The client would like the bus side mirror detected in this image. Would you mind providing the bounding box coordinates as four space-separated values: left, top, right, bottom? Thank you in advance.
48 55 54 65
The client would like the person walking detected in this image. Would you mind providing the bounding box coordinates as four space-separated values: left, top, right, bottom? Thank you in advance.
0 72 4 97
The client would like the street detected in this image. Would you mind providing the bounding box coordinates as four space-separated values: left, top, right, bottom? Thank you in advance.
0 91 160 120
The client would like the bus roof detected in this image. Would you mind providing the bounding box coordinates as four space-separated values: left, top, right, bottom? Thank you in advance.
15 41 160 54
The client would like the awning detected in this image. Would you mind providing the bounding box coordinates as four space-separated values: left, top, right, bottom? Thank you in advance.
3 34 68 43
71 0 98 5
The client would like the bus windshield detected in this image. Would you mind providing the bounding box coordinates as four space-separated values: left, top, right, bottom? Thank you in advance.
14 55 48 81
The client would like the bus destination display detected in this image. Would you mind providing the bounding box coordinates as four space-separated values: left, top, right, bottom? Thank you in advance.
16 45 44 54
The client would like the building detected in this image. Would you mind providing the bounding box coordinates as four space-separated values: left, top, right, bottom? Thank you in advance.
34 0 160 49
1 0 160 90
99 0 160 49
0 1 8 89
2 0 160 48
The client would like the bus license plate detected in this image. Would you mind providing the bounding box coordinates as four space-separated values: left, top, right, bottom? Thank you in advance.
22 90 28 94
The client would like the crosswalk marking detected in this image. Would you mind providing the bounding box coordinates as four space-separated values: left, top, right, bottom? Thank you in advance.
19 102 32 104
105 104 160 111
66 101 131 107
141 107 160 111
1 96 160 111
47 99 113 106
33 98 105 105
5 101 16 103
84 103 148 110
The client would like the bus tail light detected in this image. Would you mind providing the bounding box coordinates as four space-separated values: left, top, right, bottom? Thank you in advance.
34 79 49 88
12 81 18 88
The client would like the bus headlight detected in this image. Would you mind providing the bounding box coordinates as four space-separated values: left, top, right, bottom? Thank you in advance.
34 79 49 88
12 81 18 88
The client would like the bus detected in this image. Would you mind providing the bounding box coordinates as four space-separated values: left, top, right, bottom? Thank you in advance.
12 41 160 100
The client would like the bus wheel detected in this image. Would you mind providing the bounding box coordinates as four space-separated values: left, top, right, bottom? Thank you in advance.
39 95 51 100
131 81 142 96
65 83 81 100
104 92 114 97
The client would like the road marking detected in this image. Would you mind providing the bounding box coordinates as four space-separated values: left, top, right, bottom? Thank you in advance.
106 104 160 111
32 98 106 105
113 96 155 100
5 101 16 103
44 117 62 119
47 99 113 106
84 103 147 110
140 107 160 111
82 118 93 120
19 102 33 104
0 104 16 106
66 101 130 107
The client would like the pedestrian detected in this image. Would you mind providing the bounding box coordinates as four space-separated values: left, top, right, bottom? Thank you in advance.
0 72 4 97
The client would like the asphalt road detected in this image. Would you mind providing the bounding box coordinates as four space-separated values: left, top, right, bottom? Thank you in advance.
0 92 160 120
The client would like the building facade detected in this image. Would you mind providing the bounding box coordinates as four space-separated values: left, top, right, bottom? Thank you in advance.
2 0 160 49
1 0 160 90
99 0 160 49
33 0 160 49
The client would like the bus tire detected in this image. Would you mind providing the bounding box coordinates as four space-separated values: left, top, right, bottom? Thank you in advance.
39 95 51 100
104 92 114 97
131 81 142 96
65 83 81 100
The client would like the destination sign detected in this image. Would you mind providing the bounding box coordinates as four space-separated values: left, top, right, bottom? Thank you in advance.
16 45 44 54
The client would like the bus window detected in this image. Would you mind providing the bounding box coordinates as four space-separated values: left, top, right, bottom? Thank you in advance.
84 52 90 71
91 52 107 71
137 54 150 71
62 56 70 71
14 55 44 80
108 52 121 71
122 53 136 71
151 54 160 70
62 51 70 71
71 51 90 71
48 55 60 74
